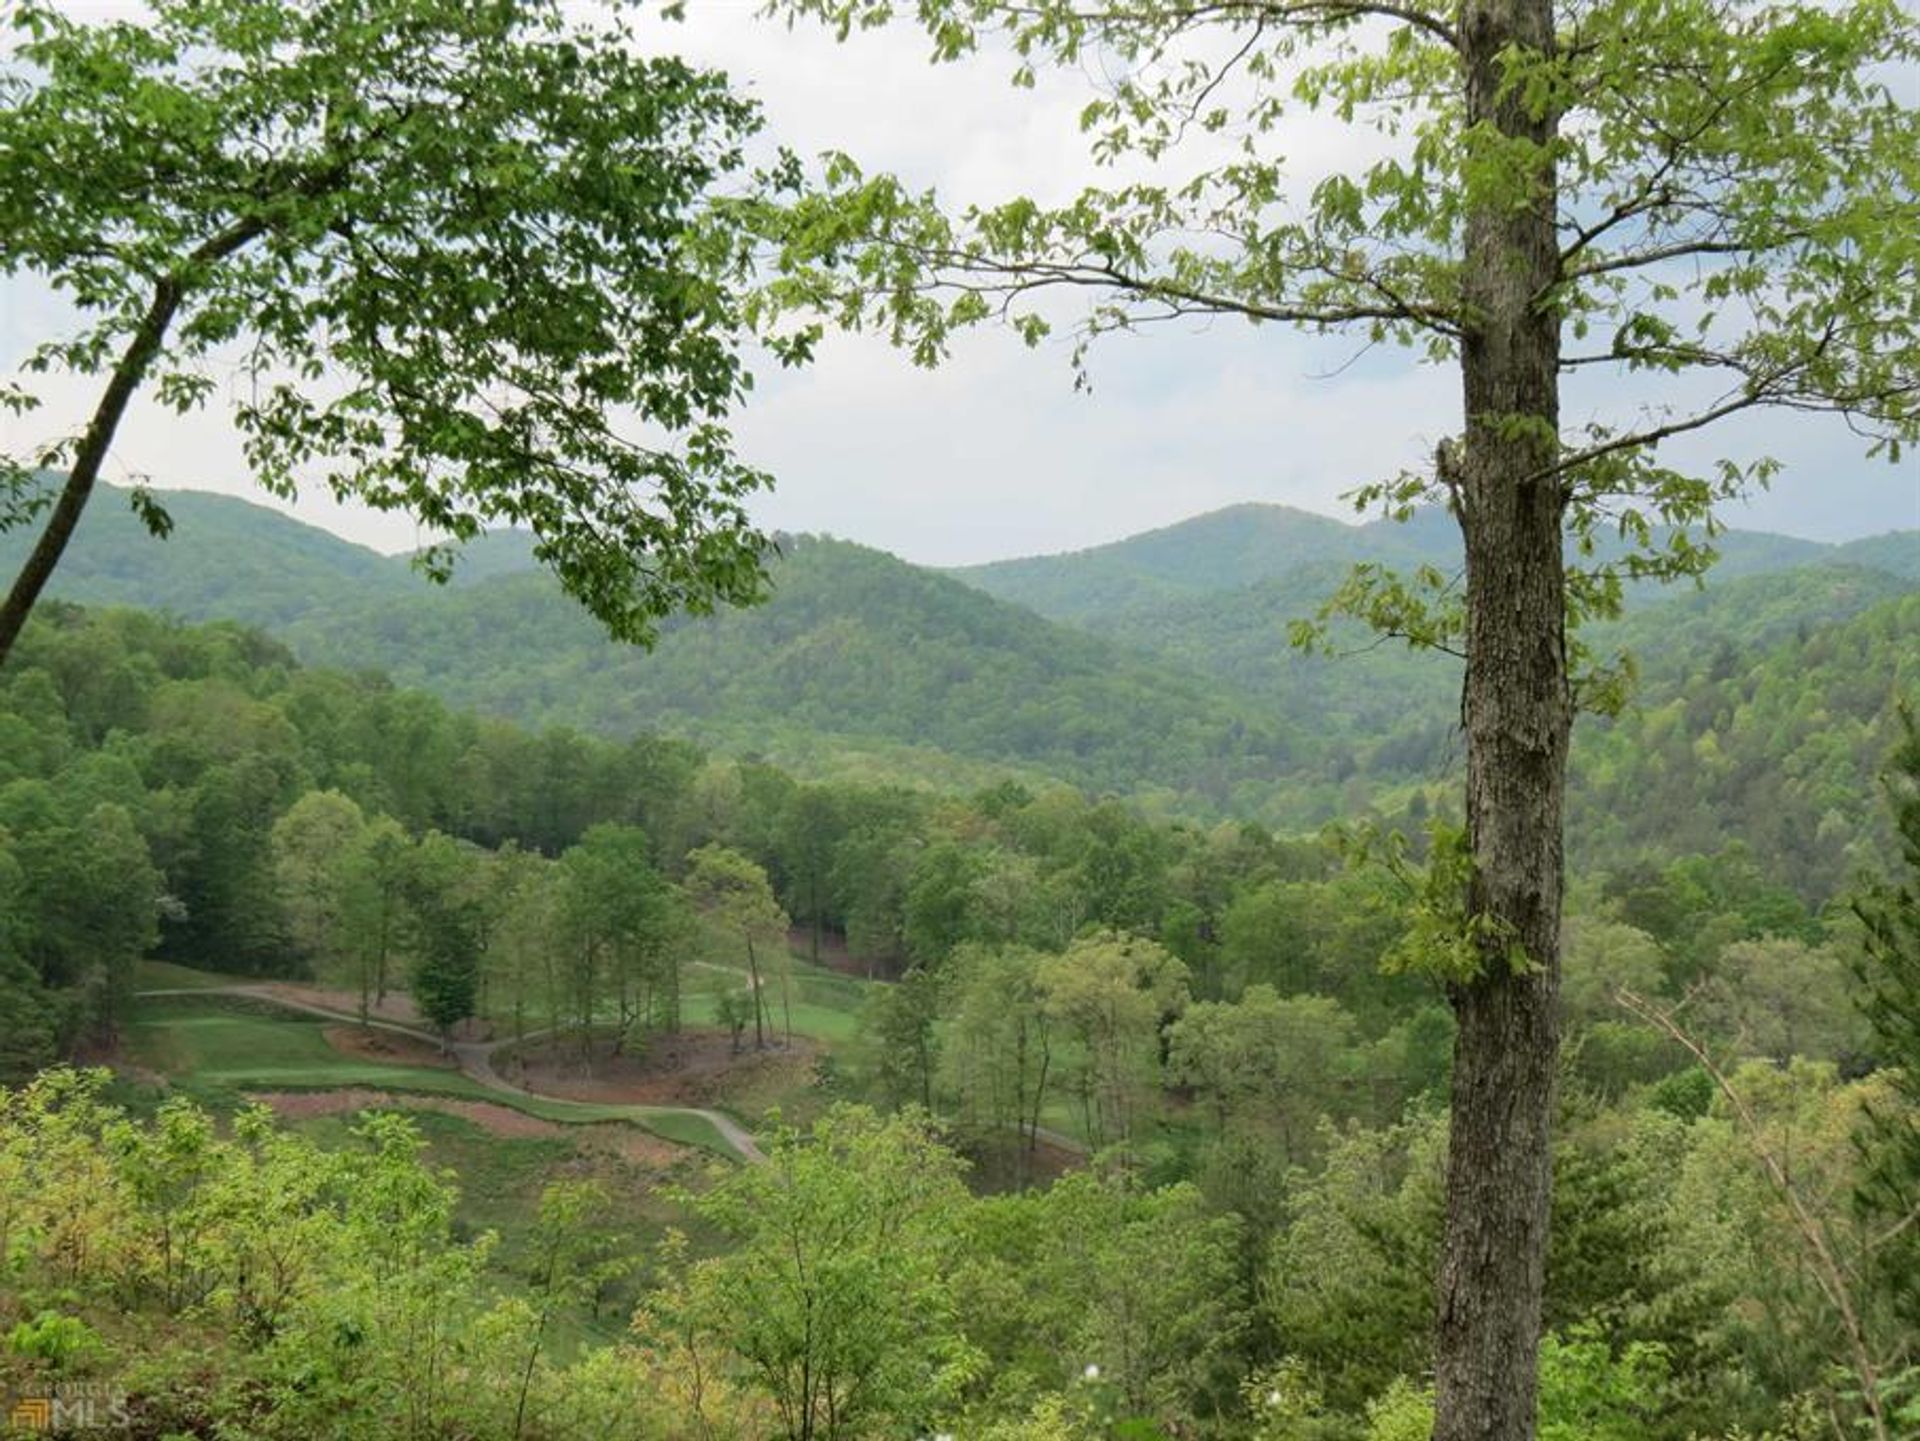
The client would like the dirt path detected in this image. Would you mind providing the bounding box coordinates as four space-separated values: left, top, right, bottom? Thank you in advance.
134 986 764 1163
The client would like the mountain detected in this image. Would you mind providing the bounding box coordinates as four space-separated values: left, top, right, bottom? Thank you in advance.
0 485 412 626
414 529 542 586
0 489 1299 804
4 485 1911 832
281 534 1302 802
952 504 1910 774
949 504 1425 623
1830 530 1920 580
1571 587 1920 897
954 501 1844 621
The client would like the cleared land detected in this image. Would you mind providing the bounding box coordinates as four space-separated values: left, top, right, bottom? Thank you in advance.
125 974 750 1158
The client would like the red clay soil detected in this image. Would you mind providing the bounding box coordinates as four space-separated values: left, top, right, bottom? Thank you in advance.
509 1028 815 1107
321 1024 456 1070
244 1089 685 1168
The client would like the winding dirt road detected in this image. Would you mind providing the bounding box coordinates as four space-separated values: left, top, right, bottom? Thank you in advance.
134 986 764 1163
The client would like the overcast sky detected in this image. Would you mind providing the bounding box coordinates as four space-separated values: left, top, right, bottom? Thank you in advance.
2 1 1914 566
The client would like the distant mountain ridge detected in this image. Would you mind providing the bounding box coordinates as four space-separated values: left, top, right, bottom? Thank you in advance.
949 504 1426 622
2 485 1911 826
951 502 1910 773
952 500 1869 622
0 485 416 627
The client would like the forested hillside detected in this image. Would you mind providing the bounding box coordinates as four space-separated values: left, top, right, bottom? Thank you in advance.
952 501 1849 621
2 599 1914 1440
4 0 1918 1432
281 535 1302 802
5 486 1913 888
0 485 417 626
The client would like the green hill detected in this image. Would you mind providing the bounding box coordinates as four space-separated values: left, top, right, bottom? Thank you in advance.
950 500 1842 624
1571 587 1920 896
0 484 413 626
283 533 1300 803
948 503 1423 623
947 504 1909 786
1830 530 1920 579
3 485 1910 829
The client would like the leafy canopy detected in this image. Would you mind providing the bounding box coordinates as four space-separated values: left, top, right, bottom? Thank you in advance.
757 0 1919 686
0 0 806 642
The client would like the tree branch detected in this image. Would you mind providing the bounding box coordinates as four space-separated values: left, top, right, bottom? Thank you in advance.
0 215 269 666
1616 988 1893 1441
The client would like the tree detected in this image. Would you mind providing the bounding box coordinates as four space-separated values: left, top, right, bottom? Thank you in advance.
0 0 805 667
1035 931 1188 1151
761 0 1920 1429
0 783 161 1028
941 942 1054 1181
403 831 485 1044
902 841 987 966
270 789 373 1007
963 1172 1247 1426
360 816 411 1010
684 843 790 1050
1697 937 1863 1064
1166 985 1358 1164
868 965 944 1112
777 786 844 963
659 1105 976 1440
486 844 559 1055
1852 709 1920 1348
558 824 690 1053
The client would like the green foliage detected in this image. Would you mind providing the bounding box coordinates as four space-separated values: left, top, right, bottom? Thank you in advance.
658 1105 979 1438
284 534 1305 809
1167 987 1359 1164
1536 1326 1669 1441
1038 931 1189 1152
0 0 797 645
5 485 1912 879
1362 1380 1435 1441
866 965 943 1111
1852 707 1920 1345
7 1312 103 1372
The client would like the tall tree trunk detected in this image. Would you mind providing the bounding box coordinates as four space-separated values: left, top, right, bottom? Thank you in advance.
1435 0 1566 1435
0 219 264 667
779 956 794 1048
0 279 183 665
745 933 766 1050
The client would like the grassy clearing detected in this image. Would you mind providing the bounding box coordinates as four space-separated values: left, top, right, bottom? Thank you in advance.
124 993 737 1156
680 990 864 1046
681 952 877 1045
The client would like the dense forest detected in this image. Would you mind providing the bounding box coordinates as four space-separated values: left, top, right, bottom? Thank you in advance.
4 486 1914 867
1 0 1916 1429
2 594 1915 1436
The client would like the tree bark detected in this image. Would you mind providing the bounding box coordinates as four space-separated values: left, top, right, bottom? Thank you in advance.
1434 0 1567 1434
1 218 265 667
0 278 183 665
746 933 766 1049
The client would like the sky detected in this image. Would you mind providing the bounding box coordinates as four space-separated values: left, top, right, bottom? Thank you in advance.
2 1 1915 567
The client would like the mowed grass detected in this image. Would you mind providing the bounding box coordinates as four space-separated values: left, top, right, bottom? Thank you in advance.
125 993 738 1157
